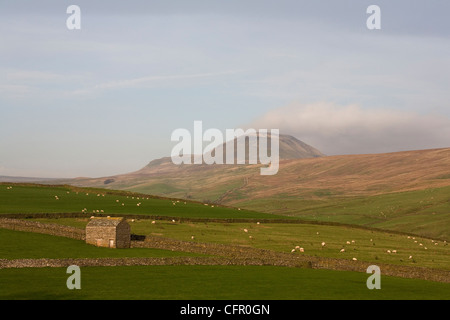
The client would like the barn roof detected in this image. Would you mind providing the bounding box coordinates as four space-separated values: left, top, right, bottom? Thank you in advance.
86 217 125 227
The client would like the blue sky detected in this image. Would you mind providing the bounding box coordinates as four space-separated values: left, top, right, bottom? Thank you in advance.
1 0 449 177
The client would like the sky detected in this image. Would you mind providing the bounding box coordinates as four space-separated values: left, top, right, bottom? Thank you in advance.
0 0 449 178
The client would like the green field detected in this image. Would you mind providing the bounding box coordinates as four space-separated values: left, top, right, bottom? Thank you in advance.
0 229 203 260
0 184 277 219
1 183 449 300
30 218 450 271
1 265 449 300
236 186 450 239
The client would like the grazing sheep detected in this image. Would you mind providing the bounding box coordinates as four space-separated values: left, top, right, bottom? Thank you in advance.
392 250 397 253
295 246 300 249
299 248 304 253
243 229 248 233
340 248 345 253
291 249 296 253
151 221 156 224
321 242 326 247
346 241 351 245
191 236 195 240
387 250 391 253
352 258 357 261
409 255 413 259
257 222 260 225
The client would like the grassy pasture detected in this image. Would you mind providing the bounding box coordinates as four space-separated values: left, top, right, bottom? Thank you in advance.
31 218 450 271
0 228 203 260
1 265 449 300
0 184 276 219
236 186 450 239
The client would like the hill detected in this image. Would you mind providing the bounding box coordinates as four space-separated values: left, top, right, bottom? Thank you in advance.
58 147 450 239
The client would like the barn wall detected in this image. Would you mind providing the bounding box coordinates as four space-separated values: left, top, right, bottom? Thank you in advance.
86 226 117 248
116 221 131 248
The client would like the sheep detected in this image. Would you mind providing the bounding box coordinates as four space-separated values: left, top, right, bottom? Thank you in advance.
346 241 351 245
295 246 300 249
409 255 413 259
321 242 326 247
387 250 391 253
151 221 156 224
352 258 357 261
291 249 295 253
392 250 397 253
340 249 345 253
243 229 248 233
257 222 260 225
191 236 195 240
299 248 304 253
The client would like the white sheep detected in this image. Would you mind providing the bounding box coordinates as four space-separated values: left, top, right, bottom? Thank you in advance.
340 249 345 253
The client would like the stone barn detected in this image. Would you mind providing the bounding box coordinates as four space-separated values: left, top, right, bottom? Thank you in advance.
85 217 130 248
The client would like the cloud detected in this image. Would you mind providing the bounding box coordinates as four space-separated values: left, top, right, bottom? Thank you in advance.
93 70 241 91
249 102 450 155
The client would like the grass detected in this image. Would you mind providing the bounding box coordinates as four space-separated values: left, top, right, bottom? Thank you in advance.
0 184 278 219
236 186 450 239
30 218 450 271
1 265 449 300
0 229 204 260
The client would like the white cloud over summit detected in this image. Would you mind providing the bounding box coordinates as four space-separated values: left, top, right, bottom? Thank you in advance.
250 102 450 155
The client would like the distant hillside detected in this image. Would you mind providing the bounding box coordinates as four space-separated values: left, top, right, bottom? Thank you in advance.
0 176 59 183
25 145 450 239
